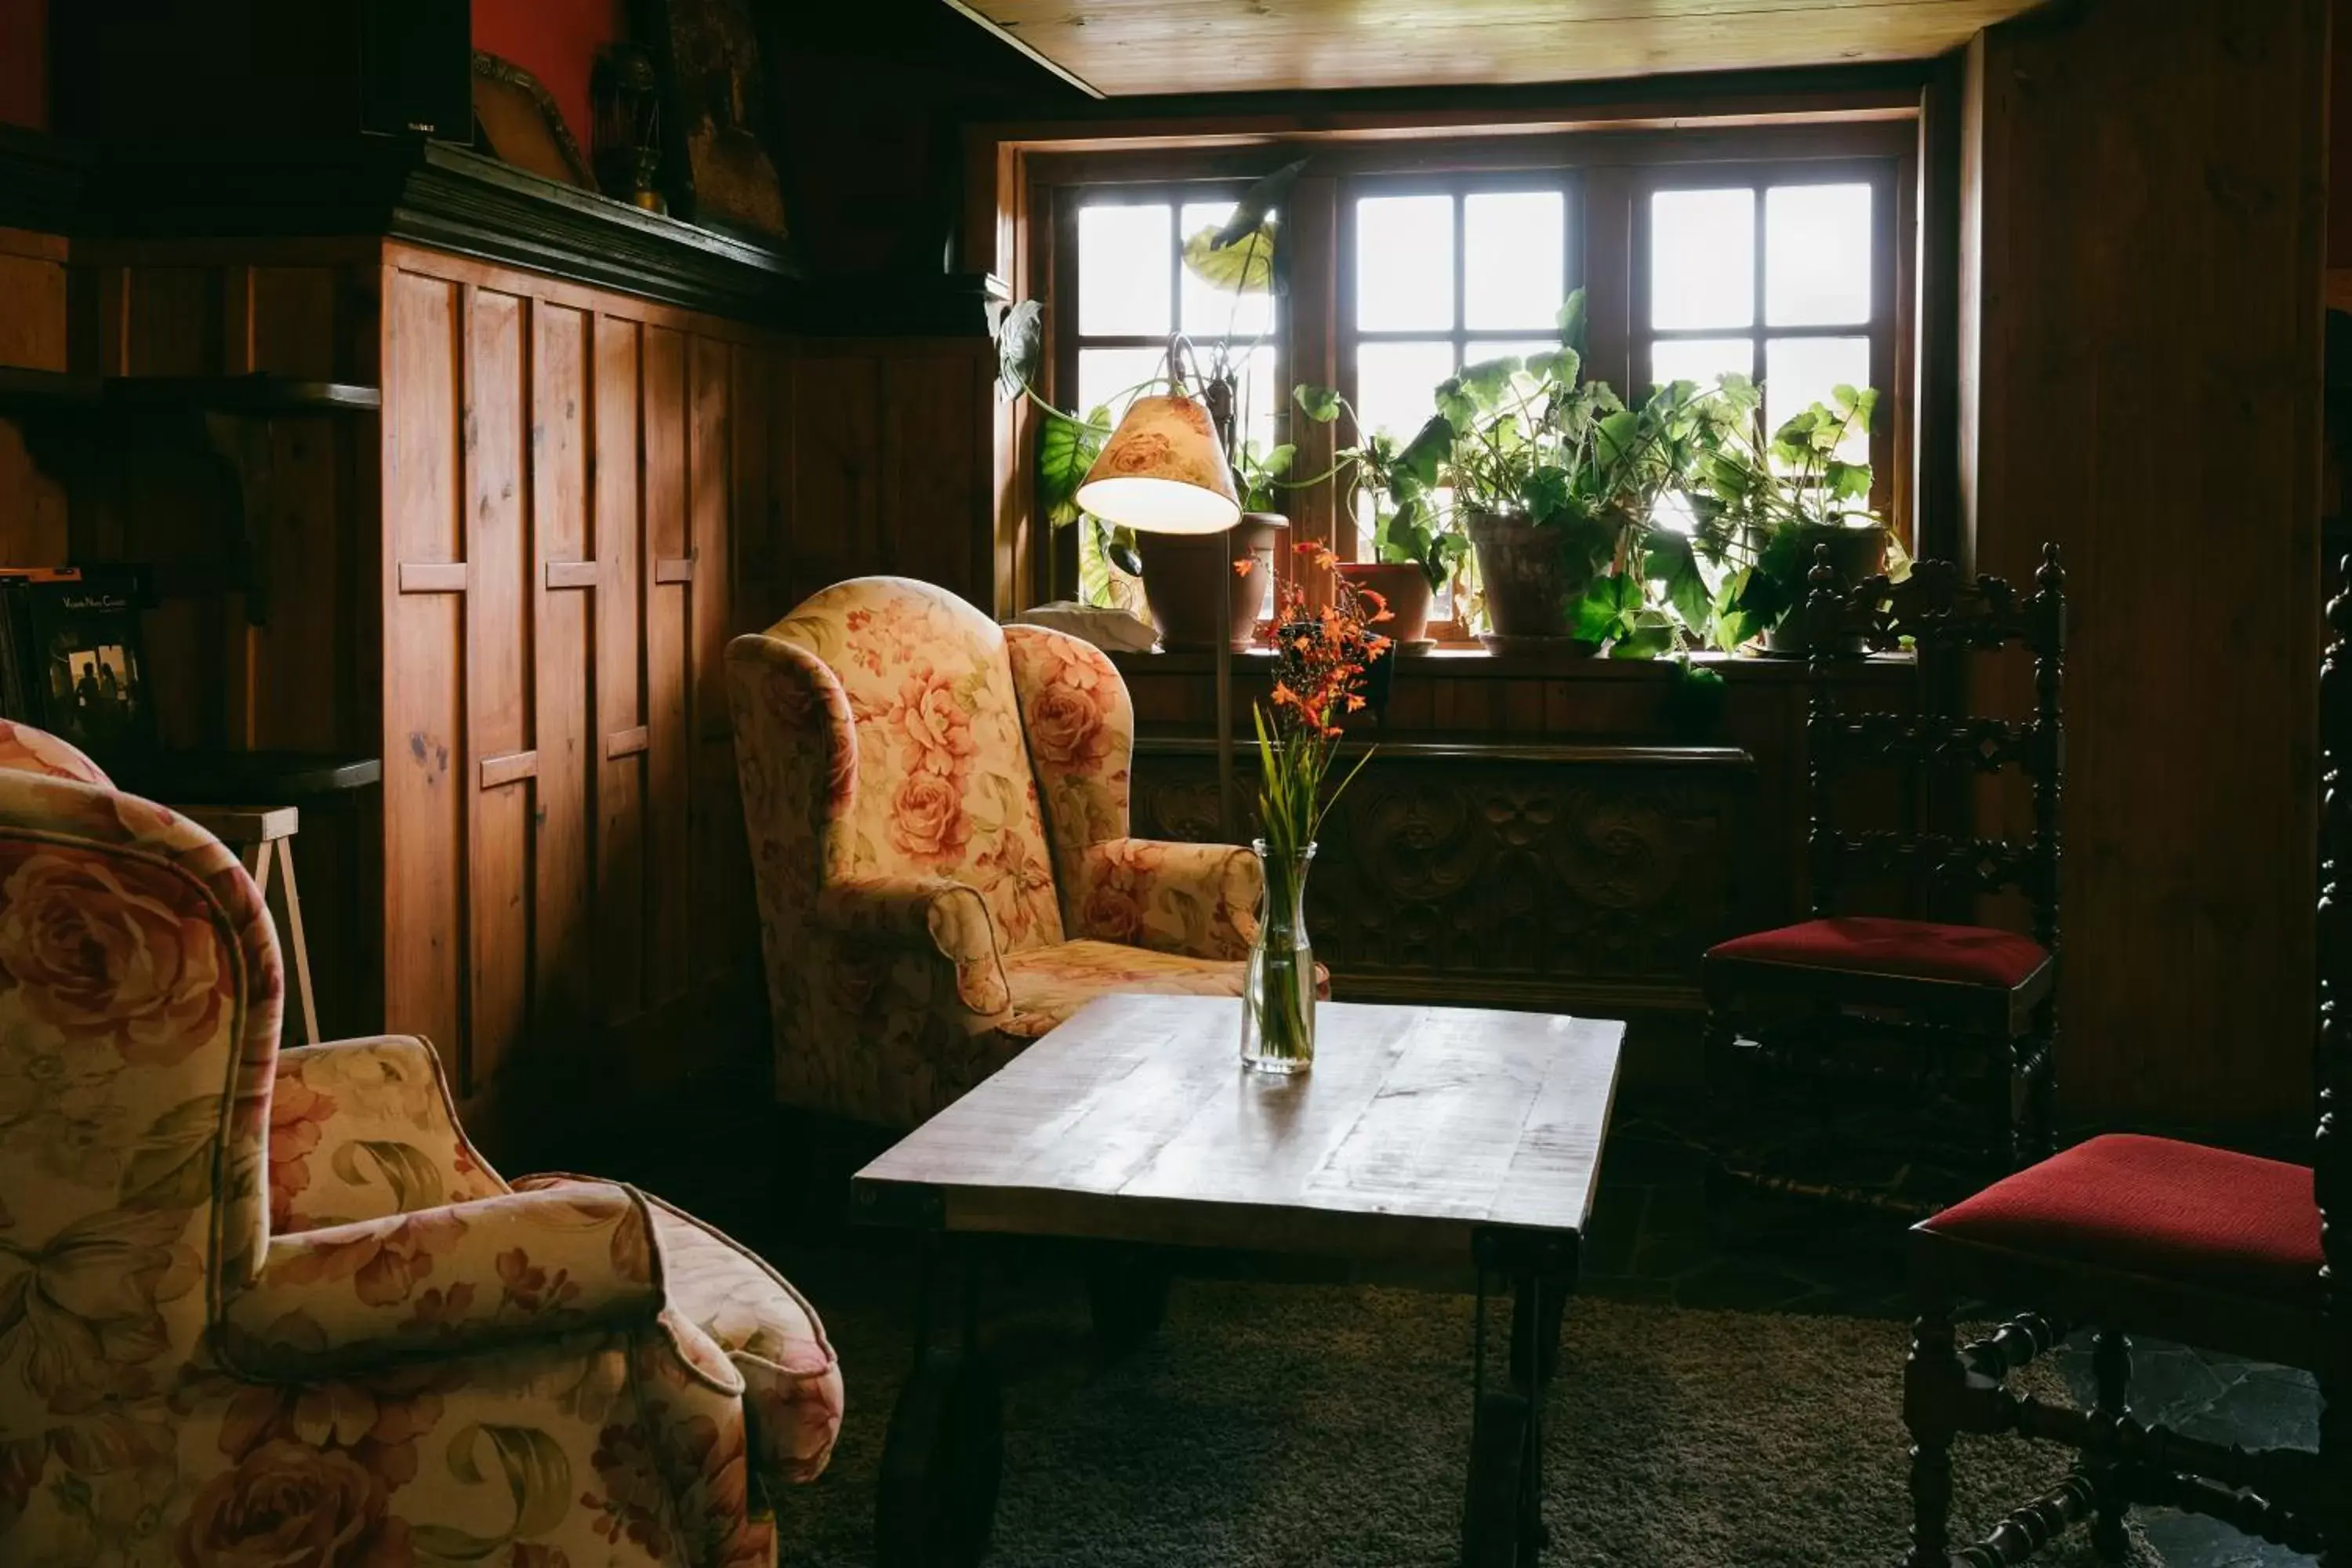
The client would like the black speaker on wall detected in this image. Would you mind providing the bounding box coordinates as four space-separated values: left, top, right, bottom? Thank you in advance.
359 0 473 140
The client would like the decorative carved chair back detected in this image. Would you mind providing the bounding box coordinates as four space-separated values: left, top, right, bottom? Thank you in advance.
764 576 1067 953
0 721 286 1391
1799 543 2066 947
2318 561 2350 1349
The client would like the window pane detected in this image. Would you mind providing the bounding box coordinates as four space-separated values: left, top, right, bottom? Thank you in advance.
1766 183 1871 328
1076 347 1167 424
1181 200 1278 340
1765 336 1873 463
1079 204 1172 336
1651 188 1755 331
1223 343 1281 470
1465 338 1560 371
1651 337 1755 390
1357 195 1455 332
1355 340 1457 441
1465 191 1565 331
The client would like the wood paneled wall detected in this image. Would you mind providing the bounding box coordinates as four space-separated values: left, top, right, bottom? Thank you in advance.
1963 0 2329 1131
379 245 782 1107
772 336 998 610
0 216 1006 1129
0 225 67 562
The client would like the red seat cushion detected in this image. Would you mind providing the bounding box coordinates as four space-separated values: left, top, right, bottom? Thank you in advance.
1706 916 2050 989
1921 1134 2322 1301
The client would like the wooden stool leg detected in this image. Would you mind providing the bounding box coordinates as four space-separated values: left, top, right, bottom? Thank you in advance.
1904 1304 1959 1568
1987 1037 2021 1174
2088 1328 2131 1560
2321 1374 2349 1567
268 840 322 1044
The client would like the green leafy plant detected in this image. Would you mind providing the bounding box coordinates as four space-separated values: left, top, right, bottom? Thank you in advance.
1288 387 1465 592
1685 378 1890 649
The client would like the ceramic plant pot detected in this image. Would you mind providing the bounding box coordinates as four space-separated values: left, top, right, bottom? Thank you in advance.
1465 510 1597 654
1756 523 1890 658
1138 512 1287 651
1337 561 1439 650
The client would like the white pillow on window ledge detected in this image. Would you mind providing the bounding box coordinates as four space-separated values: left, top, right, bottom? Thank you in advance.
1007 602 1159 654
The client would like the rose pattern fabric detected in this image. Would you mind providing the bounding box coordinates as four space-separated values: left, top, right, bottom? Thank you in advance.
0 722 839 1568
729 583 1265 1130
267 1037 506 1233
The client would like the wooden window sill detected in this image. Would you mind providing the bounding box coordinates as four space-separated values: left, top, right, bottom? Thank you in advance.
1107 646 1917 683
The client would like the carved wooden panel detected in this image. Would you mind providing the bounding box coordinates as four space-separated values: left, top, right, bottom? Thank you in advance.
1130 740 1758 1016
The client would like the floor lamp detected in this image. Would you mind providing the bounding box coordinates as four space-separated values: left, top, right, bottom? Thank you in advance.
1075 374 1243 844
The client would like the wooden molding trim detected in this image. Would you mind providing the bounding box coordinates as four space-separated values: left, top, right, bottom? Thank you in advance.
544 560 601 590
0 132 1005 334
653 557 695 585
478 750 539 790
605 726 651 759
397 562 470 593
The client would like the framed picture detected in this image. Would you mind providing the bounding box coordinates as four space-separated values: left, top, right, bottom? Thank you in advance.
635 0 789 240
472 51 596 190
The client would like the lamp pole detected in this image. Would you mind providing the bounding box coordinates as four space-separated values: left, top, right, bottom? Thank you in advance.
1203 374 1240 844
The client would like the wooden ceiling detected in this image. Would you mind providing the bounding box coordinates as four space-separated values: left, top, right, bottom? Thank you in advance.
942 0 2048 98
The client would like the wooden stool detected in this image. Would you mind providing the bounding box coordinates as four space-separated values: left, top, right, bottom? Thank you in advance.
180 804 320 1044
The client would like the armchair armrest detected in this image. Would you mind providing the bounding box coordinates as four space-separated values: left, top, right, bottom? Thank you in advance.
220 1181 662 1380
270 1035 507 1232
817 874 1011 1017
1071 838 1260 960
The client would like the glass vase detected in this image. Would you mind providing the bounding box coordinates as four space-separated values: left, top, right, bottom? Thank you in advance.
1240 839 1317 1074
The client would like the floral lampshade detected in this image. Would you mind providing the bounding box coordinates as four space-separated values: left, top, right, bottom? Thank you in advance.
1074 393 1241 536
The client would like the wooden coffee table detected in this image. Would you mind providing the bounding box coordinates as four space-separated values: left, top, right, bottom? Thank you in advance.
852 993 1624 1568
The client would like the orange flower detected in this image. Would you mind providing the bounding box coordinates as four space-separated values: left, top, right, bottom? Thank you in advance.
1234 558 1255 577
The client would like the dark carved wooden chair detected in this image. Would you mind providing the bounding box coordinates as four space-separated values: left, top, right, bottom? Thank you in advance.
1703 544 2066 1205
1892 576 2351 1564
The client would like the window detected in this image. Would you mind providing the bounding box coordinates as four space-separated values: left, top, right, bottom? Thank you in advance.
1040 122 1912 639
1639 165 1896 510
1069 189 1284 470
1343 177 1577 562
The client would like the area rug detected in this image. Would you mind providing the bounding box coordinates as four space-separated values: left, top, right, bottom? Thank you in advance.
774 1269 2159 1567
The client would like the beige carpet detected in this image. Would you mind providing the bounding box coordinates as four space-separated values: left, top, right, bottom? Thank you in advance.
775 1270 2159 1567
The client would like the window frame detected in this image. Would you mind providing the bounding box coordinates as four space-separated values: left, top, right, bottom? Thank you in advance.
1029 117 1918 644
1334 169 1582 638
1632 156 1904 526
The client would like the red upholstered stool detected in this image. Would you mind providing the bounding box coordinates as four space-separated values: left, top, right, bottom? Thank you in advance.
1703 548 2067 1208
1901 1134 2333 1565
1709 916 2052 990
1889 565 2349 1568
1921 1134 2321 1304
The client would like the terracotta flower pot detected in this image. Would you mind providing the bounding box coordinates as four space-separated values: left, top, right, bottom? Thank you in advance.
1138 513 1287 652
1337 561 1437 650
1465 510 1598 653
1756 523 1890 658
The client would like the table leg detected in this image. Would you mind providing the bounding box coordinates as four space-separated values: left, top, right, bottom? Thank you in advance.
1087 1244 1173 1357
1462 1232 1577 1568
877 1235 1004 1568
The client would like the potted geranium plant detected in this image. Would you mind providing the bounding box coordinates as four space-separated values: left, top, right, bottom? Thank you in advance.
1686 377 1894 655
1243 541 1389 1074
1287 384 1464 648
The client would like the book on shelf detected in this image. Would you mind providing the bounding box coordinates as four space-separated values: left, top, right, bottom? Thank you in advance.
0 566 157 763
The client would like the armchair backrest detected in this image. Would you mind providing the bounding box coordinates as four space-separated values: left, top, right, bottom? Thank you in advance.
0 720 284 1395
764 578 1067 953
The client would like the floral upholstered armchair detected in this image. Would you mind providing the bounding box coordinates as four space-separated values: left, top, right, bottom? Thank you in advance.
0 721 842 1568
728 575 1262 1128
